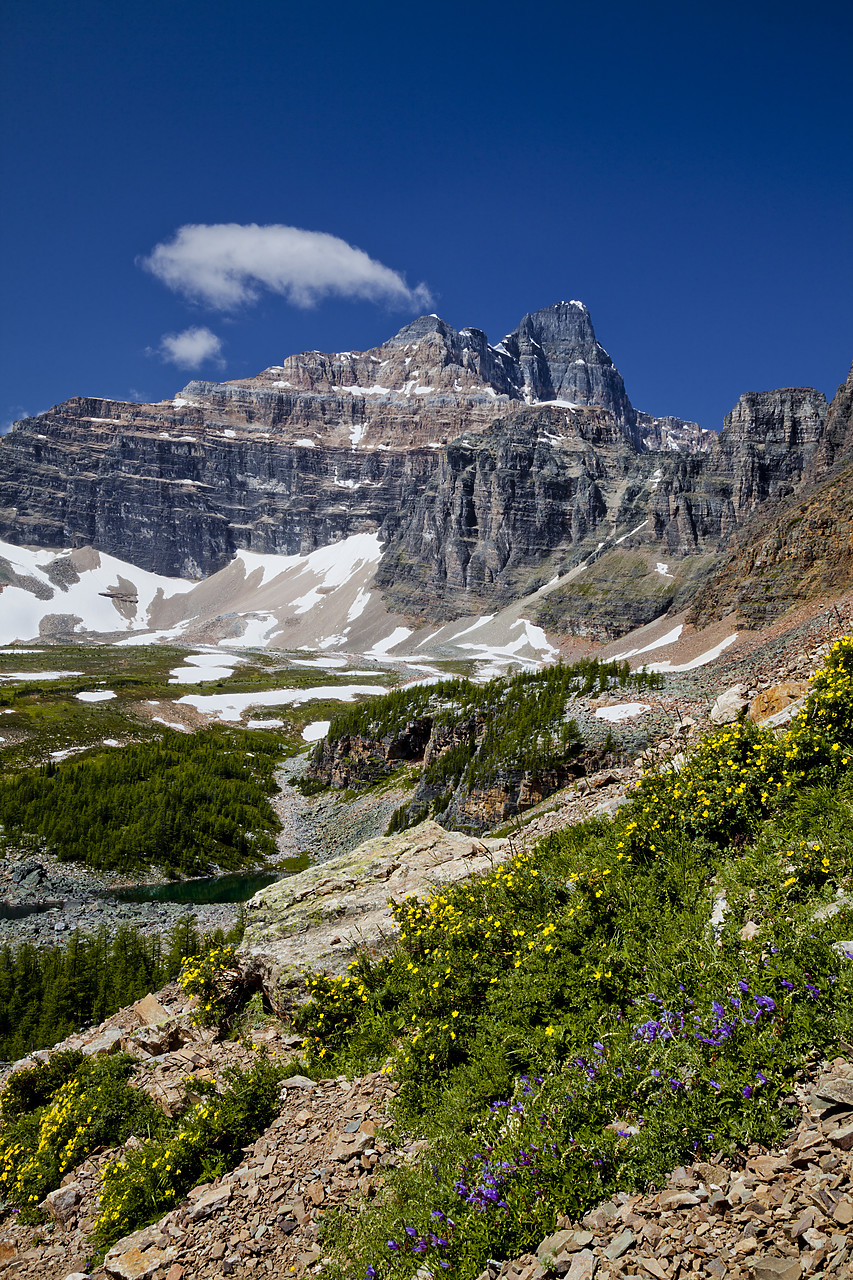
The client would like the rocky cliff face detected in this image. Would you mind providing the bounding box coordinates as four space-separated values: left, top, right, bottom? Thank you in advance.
498 300 637 430
689 365 853 628
309 710 616 834
376 385 830 625
376 403 639 619
647 386 827 554
811 359 853 476
0 301 845 639
0 398 436 579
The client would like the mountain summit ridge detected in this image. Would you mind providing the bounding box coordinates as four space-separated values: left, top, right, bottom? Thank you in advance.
184 298 643 445
0 302 849 644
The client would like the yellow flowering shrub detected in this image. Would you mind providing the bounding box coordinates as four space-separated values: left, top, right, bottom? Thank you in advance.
177 944 236 1027
0 1054 162 1221
298 638 853 1280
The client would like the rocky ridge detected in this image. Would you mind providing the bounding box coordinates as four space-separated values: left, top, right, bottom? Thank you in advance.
2 302 845 643
308 708 628 834
0 302 654 584
689 363 853 630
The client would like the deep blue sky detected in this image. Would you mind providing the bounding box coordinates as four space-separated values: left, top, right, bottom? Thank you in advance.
2 0 851 433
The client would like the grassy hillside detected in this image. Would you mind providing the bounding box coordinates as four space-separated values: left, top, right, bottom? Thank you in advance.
295 637 853 1279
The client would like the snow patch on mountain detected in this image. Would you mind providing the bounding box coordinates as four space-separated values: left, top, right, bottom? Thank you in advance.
0 539 197 645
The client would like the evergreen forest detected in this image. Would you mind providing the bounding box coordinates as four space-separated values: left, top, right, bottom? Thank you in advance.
0 916 240 1062
0 728 287 875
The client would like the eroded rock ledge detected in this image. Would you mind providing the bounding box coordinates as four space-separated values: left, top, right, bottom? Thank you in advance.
238 819 508 1004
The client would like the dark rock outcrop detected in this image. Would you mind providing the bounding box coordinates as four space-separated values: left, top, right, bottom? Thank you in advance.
377 403 636 620
311 719 434 789
310 710 621 835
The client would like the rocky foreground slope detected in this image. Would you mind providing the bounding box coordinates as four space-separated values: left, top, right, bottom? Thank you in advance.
1 303 848 641
2 998 852 1280
3 613 853 1279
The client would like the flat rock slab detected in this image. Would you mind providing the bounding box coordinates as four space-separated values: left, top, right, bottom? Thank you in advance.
104 1230 177 1280
132 993 170 1026
81 1025 124 1056
603 1228 635 1260
279 1074 316 1089
104 1246 176 1279
565 1250 596 1280
752 1259 803 1280
43 1181 82 1223
239 819 508 990
185 1182 232 1221
537 1228 594 1263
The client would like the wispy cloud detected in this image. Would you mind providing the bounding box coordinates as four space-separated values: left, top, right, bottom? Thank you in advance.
154 326 224 370
1 405 30 435
140 223 434 311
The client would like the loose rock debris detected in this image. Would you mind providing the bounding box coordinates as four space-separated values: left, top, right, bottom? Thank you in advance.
1 984 852 1280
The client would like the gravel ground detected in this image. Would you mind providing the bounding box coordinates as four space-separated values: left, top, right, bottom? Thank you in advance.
271 751 415 866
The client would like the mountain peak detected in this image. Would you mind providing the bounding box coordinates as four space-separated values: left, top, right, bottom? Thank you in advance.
387 314 459 347
498 301 634 426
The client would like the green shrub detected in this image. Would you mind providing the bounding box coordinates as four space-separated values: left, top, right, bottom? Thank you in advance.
0 1054 164 1221
177 943 237 1027
0 1050 85 1123
93 1051 290 1251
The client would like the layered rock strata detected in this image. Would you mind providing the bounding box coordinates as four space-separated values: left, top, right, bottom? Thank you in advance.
378 386 829 622
0 303 700 591
0 301 844 638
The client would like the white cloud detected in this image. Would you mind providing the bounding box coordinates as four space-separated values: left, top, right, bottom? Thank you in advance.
1 406 30 435
140 222 434 311
156 326 224 370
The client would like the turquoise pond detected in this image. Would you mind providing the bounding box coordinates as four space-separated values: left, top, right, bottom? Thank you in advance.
114 856 310 905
